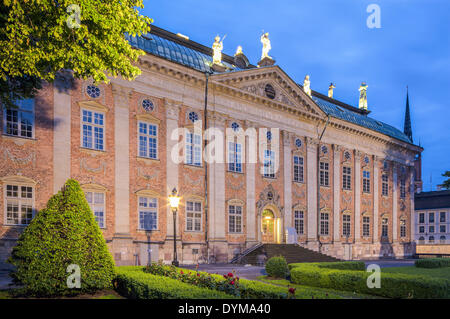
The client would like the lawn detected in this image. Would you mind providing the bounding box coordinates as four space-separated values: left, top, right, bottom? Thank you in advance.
382 266 450 280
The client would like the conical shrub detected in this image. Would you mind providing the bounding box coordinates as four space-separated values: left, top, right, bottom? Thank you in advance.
8 179 115 296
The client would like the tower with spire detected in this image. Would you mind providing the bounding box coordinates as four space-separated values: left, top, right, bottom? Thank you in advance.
404 86 413 142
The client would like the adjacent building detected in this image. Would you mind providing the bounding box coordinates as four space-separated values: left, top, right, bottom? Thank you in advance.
0 25 423 266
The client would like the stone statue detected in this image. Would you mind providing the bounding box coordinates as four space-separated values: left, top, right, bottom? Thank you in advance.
328 83 336 98
212 35 224 65
235 45 243 56
359 82 368 110
303 75 311 97
260 32 272 60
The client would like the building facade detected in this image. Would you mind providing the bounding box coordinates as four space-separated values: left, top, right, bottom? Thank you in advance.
0 26 423 266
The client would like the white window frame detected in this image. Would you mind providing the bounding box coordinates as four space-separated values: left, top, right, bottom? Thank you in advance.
342 166 351 190
138 196 158 231
382 218 389 238
343 214 351 237
263 149 275 178
81 109 105 151
382 174 389 196
3 99 35 138
293 155 304 183
138 121 158 160
185 131 202 166
4 184 34 225
294 210 304 235
363 216 370 237
320 212 329 235
186 200 202 232
85 191 106 228
228 205 242 233
228 141 242 173
400 219 407 238
319 162 329 186
400 178 406 198
363 170 371 193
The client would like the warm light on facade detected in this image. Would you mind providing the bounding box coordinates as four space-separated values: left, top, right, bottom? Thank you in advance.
169 188 180 210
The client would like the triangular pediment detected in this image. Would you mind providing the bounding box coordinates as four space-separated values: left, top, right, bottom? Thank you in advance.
210 66 326 117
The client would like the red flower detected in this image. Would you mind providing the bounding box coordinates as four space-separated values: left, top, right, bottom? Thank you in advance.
197 273 200 277
227 272 233 277
289 288 296 294
230 281 235 285
180 271 184 275
223 274 227 278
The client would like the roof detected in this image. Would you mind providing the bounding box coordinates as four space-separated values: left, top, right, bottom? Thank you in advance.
415 190 450 210
128 25 415 146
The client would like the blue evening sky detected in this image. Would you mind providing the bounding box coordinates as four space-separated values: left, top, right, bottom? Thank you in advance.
142 0 449 190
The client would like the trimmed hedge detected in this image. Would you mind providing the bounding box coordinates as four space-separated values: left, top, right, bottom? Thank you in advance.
415 258 450 269
290 262 450 299
265 256 289 279
115 267 235 299
289 261 365 271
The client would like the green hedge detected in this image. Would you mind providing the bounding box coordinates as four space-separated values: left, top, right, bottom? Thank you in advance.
289 261 365 271
290 262 450 299
115 267 234 299
415 258 450 269
265 256 289 279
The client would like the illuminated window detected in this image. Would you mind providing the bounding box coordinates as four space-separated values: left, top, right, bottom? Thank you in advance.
138 197 158 230
86 191 105 228
5 185 34 225
293 156 304 182
228 205 242 233
3 99 34 138
82 109 104 150
138 122 157 159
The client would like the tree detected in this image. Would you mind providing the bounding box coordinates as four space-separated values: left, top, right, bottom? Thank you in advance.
0 0 152 108
440 171 450 190
8 179 116 296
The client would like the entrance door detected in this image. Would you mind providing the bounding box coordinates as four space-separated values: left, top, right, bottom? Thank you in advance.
262 209 276 243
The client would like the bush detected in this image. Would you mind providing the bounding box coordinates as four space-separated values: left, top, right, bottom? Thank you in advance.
290 262 450 299
8 179 116 296
415 258 450 269
115 267 235 299
289 261 365 271
265 256 289 279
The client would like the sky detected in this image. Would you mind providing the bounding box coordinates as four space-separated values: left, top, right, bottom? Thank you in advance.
141 0 450 190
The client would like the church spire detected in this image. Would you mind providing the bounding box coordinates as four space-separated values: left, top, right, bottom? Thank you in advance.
404 86 413 142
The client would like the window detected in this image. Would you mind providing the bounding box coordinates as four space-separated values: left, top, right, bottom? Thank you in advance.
186 201 202 231
440 212 446 223
440 236 446 243
228 142 242 173
429 236 434 243
228 205 242 233
293 156 304 182
440 225 446 233
419 213 425 224
3 99 34 138
5 185 34 225
400 179 406 198
429 212 435 223
342 214 351 237
382 174 388 196
320 212 329 235
363 216 370 237
429 226 435 233
319 162 329 186
418 236 425 244
400 219 407 238
86 192 105 228
188 111 199 123
138 122 157 159
263 150 275 178
419 226 425 233
382 218 388 238
86 85 101 98
342 166 351 190
82 109 104 150
186 132 202 166
138 197 158 230
363 170 370 193
294 210 304 235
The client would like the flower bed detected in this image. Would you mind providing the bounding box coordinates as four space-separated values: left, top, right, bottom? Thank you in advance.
289 262 450 299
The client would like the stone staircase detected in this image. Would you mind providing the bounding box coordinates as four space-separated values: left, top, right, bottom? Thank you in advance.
235 244 340 265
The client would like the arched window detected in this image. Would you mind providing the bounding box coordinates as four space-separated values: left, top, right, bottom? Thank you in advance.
418 236 425 244
440 235 446 244
429 236 435 243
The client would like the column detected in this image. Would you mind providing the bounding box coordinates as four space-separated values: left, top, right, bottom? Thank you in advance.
354 150 362 241
245 121 257 244
373 156 380 243
53 74 72 193
409 166 415 242
306 137 318 242
283 131 292 231
165 99 180 239
393 163 398 242
333 145 341 242
112 83 132 235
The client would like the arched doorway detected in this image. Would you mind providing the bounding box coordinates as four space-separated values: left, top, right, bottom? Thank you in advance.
261 208 280 243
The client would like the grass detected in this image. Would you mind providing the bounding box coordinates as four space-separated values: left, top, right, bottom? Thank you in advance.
382 266 450 280
257 276 382 299
0 290 11 299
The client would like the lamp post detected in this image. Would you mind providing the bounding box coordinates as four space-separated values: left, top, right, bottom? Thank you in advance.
169 187 181 267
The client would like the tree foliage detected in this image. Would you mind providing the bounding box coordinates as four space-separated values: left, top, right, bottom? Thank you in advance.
8 179 116 296
0 0 152 107
440 171 450 190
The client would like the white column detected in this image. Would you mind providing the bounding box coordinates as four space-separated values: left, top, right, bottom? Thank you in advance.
53 78 72 193
373 156 380 243
112 84 132 235
393 164 398 241
283 131 292 231
306 137 318 241
333 145 341 242
165 99 180 239
409 166 415 243
245 121 257 244
354 150 362 241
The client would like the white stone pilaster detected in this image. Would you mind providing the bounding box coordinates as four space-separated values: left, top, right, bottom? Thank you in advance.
373 156 379 243
53 79 71 193
333 145 341 242
354 150 362 241
112 84 132 235
393 164 398 241
245 121 257 244
283 131 292 231
410 167 415 242
306 137 318 241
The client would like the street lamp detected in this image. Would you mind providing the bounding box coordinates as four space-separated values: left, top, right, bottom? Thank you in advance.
169 187 181 267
